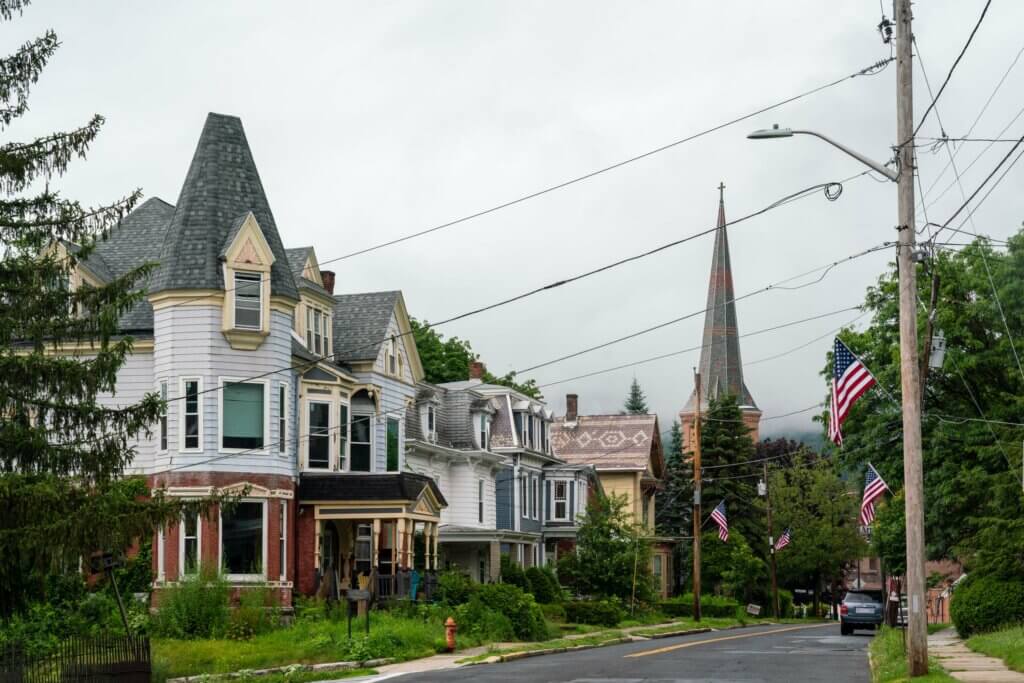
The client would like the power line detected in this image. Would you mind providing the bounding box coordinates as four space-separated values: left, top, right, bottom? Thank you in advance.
909 0 992 141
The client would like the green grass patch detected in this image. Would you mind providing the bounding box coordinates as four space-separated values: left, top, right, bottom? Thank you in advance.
456 630 626 663
633 617 741 636
927 623 950 635
967 625 1024 673
869 626 957 683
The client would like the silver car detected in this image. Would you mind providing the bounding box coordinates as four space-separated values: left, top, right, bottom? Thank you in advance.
840 590 884 635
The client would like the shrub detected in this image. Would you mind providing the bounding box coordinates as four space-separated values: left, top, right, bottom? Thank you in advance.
455 599 516 642
777 589 794 619
659 594 739 619
499 555 531 593
151 567 230 639
564 598 625 627
226 586 278 640
525 567 559 604
470 583 547 640
540 602 566 622
435 569 476 606
951 575 1024 638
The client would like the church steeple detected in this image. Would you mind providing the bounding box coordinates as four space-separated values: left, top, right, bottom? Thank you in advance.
683 183 758 414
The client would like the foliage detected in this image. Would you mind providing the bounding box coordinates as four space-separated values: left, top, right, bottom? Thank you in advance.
150 567 231 639
659 594 740 618
539 602 566 622
821 237 1024 563
563 598 625 627
453 599 515 643
434 569 476 606
776 589 794 618
656 419 689 538
525 566 560 604
623 378 649 414
870 626 958 683
226 586 280 641
409 318 540 398
697 528 765 604
467 583 548 641
872 492 906 575
499 554 531 593
699 396 763 553
557 493 654 603
769 456 867 601
968 625 1024 674
950 575 1024 638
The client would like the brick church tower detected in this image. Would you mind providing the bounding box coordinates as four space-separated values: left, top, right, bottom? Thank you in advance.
679 184 761 453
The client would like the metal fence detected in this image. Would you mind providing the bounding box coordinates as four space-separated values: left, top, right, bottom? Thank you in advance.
0 634 151 683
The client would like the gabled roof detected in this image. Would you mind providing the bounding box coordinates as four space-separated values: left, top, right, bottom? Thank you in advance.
683 187 757 412
150 113 298 300
297 472 447 507
331 290 402 363
285 246 330 297
550 413 664 477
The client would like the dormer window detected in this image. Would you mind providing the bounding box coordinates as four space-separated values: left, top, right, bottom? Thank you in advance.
234 271 262 330
304 305 331 356
386 338 397 375
475 413 490 451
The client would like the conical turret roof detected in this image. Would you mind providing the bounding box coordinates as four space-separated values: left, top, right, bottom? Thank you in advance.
683 184 757 413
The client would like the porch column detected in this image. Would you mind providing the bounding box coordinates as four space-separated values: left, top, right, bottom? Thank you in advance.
397 518 408 570
314 518 322 571
488 541 501 582
372 518 381 568
432 523 441 570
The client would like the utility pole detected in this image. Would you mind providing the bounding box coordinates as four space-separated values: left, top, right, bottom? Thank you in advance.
895 0 928 674
692 370 702 622
763 462 780 619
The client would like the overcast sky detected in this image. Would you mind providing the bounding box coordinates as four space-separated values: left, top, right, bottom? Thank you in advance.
11 1 1024 439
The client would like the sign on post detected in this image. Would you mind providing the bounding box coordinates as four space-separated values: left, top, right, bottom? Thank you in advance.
746 604 762 616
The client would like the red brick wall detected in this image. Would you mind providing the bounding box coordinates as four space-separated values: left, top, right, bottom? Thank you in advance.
296 505 317 596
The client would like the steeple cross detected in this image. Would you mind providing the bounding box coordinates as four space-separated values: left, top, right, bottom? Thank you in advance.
718 181 725 200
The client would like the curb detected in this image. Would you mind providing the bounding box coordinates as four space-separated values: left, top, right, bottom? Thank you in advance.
496 637 634 662
646 627 712 640
166 658 394 683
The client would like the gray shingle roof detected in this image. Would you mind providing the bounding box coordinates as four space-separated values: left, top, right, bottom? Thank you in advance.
331 291 400 363
80 197 177 331
285 246 330 297
150 113 298 300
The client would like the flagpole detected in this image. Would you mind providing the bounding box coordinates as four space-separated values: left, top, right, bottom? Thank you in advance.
764 462 780 619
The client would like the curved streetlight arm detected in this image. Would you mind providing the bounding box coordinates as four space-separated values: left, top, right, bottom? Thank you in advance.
790 129 898 181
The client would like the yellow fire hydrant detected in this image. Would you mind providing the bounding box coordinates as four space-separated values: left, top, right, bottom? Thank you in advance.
444 617 457 652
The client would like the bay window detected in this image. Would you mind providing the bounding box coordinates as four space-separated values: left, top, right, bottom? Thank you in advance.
277 383 288 455
338 403 349 469
222 380 266 450
159 380 168 451
221 500 264 578
233 271 262 330
306 400 331 469
350 413 372 472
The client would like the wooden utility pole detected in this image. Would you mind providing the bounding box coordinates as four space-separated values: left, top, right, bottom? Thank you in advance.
895 0 928 674
764 462 780 619
692 370 703 622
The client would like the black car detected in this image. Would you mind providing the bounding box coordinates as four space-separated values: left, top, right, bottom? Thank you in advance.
840 590 884 635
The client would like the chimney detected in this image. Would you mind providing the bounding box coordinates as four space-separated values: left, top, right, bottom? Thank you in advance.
320 270 336 294
469 360 486 380
566 393 578 422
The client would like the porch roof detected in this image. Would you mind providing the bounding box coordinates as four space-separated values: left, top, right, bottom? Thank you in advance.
298 472 447 506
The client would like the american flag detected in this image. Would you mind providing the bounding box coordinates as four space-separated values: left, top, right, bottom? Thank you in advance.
774 527 792 551
828 338 877 446
709 500 728 542
860 463 890 525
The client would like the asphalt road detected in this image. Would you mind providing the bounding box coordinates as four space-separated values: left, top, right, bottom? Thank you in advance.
388 623 873 683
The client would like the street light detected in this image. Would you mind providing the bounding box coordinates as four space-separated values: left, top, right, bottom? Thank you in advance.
747 124 898 181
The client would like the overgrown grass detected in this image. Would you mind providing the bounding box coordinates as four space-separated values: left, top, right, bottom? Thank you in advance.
967 625 1024 673
633 616 744 636
456 630 627 663
869 626 957 683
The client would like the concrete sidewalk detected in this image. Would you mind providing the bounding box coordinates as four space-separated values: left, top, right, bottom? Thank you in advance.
929 628 1024 682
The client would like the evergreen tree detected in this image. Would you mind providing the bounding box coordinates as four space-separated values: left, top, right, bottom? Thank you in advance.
0 2 192 615
623 377 648 414
656 420 690 537
699 395 764 558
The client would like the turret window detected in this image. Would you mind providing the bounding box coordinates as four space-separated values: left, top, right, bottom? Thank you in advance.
233 271 262 330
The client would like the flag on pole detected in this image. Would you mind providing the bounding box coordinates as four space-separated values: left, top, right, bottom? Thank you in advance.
774 527 792 551
828 338 878 446
860 463 890 525
709 500 728 542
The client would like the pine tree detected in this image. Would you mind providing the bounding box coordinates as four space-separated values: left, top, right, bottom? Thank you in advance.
656 420 690 537
0 1 192 615
699 395 765 558
623 377 648 414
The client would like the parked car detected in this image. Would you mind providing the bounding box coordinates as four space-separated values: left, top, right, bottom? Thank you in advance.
840 590 884 635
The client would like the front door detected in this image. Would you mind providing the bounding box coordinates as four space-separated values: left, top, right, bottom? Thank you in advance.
307 400 332 470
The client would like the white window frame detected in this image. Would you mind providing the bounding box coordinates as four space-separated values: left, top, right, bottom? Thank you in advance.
304 397 334 471
179 377 203 453
520 474 528 519
305 307 313 349
424 404 436 441
156 528 165 582
278 502 287 582
349 412 374 473
218 498 268 582
277 382 289 456
338 400 350 471
179 510 202 577
532 476 539 520
553 480 569 521
233 270 263 331
158 380 168 453
478 479 485 525
218 377 270 454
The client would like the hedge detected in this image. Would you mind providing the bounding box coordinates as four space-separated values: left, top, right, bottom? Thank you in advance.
564 598 626 626
951 575 1024 638
659 594 739 618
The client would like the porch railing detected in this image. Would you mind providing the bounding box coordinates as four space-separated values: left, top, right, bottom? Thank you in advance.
0 634 151 682
375 570 437 603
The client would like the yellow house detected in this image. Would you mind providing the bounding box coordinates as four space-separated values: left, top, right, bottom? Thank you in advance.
549 394 675 598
